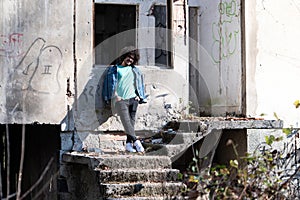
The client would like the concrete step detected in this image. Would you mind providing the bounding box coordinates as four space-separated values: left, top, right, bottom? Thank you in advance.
97 131 200 152
62 152 172 170
100 182 186 198
143 132 200 145
97 168 179 182
145 144 187 157
96 155 172 170
76 130 201 154
107 196 185 200
97 130 157 148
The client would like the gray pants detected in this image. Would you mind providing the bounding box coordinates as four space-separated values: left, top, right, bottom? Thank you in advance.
115 98 139 143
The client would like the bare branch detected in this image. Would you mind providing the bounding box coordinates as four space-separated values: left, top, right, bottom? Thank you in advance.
16 124 25 200
32 170 59 200
5 124 10 199
0 164 2 199
3 192 16 199
20 157 54 200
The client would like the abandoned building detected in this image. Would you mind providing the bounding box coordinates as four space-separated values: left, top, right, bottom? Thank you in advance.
1 0 298 199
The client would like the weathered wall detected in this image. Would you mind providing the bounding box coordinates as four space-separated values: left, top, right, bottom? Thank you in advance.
196 0 242 116
0 0 73 124
246 0 300 127
0 0 244 134
0 0 191 154
66 0 190 134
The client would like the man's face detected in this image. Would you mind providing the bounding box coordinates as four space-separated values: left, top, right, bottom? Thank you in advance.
122 54 135 66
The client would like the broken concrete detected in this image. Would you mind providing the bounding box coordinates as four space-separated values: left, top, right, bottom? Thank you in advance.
61 152 186 199
98 169 179 183
101 182 185 198
70 118 283 159
60 118 283 199
62 153 172 170
145 120 283 165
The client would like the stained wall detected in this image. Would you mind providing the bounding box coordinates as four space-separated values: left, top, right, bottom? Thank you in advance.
245 0 300 127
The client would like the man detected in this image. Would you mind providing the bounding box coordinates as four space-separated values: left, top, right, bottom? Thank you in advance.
102 46 147 153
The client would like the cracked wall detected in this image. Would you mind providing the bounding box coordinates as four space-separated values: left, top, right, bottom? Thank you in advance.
0 0 244 126
0 0 74 124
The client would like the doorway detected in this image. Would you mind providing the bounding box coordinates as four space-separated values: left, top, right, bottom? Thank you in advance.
189 7 201 114
94 4 137 65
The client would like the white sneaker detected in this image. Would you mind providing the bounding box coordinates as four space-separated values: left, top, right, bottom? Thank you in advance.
125 143 137 152
134 140 144 152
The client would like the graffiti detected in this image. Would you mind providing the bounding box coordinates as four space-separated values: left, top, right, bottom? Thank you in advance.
211 0 240 63
0 33 24 57
82 84 101 103
211 21 239 63
218 0 238 17
82 86 94 102
13 37 62 94
42 65 52 74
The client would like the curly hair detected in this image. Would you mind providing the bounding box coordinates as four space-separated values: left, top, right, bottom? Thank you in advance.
117 46 140 65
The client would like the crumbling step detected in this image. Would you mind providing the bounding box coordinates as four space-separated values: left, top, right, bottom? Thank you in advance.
92 155 186 199
141 131 205 161
97 131 201 153
106 196 184 200
100 182 186 198
146 132 201 145
97 155 172 170
98 168 179 182
145 144 188 158
62 152 187 199
62 152 172 169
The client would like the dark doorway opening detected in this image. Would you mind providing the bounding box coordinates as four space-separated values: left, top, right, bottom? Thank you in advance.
94 4 137 65
153 5 169 67
0 124 60 200
189 7 202 115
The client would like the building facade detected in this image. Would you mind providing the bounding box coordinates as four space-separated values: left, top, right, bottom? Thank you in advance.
2 0 298 199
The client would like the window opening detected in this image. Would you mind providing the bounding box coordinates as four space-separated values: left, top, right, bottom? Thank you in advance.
94 4 137 65
153 5 172 67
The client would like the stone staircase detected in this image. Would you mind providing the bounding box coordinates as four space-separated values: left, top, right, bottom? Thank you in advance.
60 118 283 199
61 153 186 199
143 119 284 161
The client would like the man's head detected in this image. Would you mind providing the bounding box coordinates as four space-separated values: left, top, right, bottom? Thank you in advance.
119 46 140 66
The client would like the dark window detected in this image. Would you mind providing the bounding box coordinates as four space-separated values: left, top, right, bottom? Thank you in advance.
94 4 137 65
153 6 167 67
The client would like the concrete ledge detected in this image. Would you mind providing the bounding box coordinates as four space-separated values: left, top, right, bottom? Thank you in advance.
144 119 283 162
176 119 283 132
62 152 172 169
146 144 187 158
208 119 283 130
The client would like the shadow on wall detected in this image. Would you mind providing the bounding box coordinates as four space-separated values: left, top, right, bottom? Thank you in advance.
60 66 113 150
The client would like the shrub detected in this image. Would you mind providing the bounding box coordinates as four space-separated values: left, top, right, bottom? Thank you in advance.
186 131 300 199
